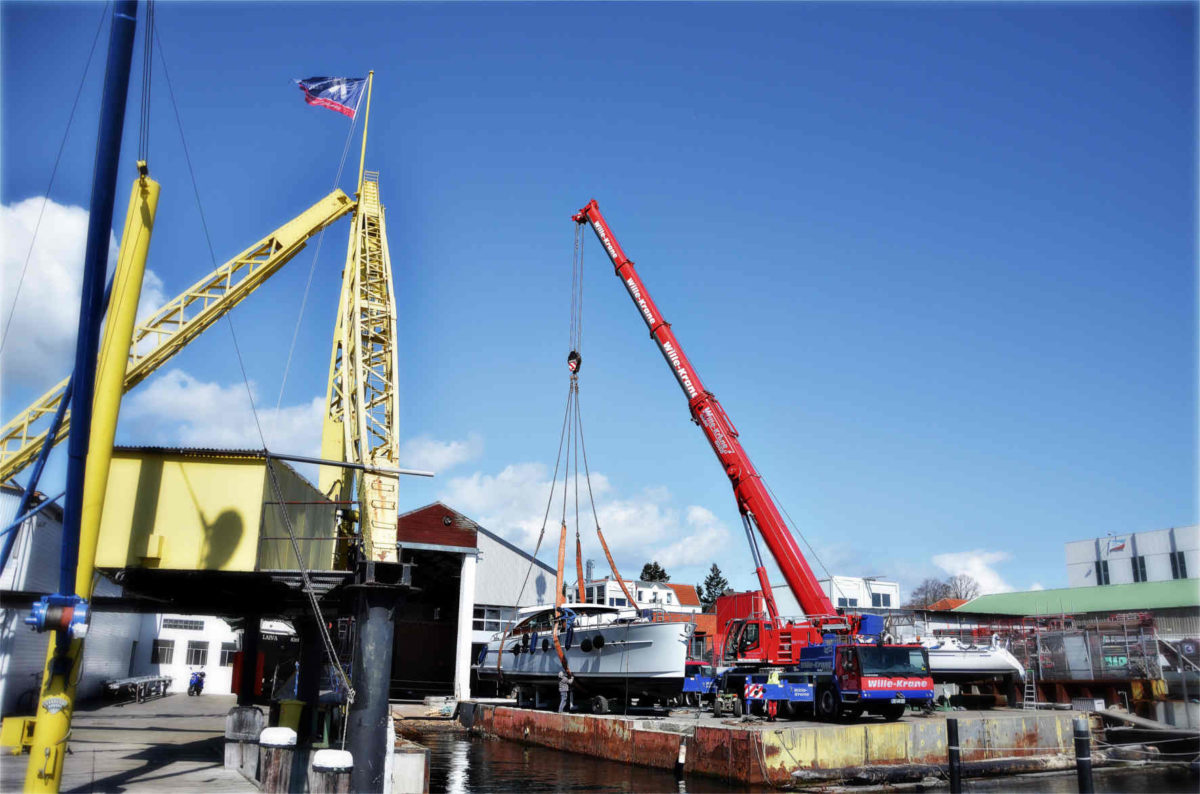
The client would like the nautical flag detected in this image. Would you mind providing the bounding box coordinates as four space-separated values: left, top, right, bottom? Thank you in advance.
1107 536 1127 553
294 76 366 119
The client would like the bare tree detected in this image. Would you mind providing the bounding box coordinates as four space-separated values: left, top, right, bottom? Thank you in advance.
905 577 951 608
945 573 981 601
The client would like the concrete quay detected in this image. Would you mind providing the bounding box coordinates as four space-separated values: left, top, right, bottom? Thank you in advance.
459 702 1088 788
1 694 255 793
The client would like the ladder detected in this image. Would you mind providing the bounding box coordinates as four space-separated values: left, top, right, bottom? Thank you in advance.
1022 668 1038 709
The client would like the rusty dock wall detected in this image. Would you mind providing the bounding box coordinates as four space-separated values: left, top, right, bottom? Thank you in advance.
459 703 1086 788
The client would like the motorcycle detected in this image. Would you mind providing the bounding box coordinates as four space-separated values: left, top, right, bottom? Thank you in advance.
187 670 206 696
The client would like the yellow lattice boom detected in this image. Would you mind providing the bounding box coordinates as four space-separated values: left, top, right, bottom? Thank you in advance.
0 189 354 484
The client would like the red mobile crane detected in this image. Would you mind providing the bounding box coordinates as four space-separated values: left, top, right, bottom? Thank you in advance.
574 201 933 720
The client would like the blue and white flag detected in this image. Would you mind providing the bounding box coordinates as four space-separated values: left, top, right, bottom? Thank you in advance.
294 76 366 119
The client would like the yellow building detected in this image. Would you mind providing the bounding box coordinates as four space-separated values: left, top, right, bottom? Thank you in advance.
96 448 337 574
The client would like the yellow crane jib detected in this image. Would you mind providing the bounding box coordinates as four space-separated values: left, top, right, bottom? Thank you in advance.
0 189 355 485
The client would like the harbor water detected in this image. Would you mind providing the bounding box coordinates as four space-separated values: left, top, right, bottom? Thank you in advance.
420 730 1197 793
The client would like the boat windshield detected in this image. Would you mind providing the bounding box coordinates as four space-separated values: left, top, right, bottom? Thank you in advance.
857 647 929 676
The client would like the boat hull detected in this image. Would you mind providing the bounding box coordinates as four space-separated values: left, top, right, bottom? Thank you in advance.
476 620 691 701
926 645 1025 682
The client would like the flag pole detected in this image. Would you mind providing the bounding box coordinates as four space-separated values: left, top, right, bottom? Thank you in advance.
356 70 374 198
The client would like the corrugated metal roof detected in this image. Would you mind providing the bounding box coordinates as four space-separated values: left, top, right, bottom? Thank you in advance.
954 579 1200 616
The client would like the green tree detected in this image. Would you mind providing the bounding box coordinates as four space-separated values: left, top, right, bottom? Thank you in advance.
698 563 729 611
639 561 670 582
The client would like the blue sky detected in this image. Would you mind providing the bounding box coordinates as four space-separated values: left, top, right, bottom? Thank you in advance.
1 2 1195 601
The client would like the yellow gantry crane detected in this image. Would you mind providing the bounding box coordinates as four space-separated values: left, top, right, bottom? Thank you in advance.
10 63 401 790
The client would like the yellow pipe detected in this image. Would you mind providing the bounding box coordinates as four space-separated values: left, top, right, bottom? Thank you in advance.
356 70 374 197
24 169 159 792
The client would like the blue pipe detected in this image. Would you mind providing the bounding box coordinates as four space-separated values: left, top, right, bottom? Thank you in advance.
0 492 66 543
57 0 139 607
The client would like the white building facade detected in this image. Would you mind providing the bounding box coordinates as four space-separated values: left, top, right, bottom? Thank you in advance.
582 578 702 614
769 575 901 617
1066 526 1199 588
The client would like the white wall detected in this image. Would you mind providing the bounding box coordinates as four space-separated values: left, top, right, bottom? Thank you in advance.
470 528 554 645
130 614 238 694
0 491 138 716
1066 526 1199 588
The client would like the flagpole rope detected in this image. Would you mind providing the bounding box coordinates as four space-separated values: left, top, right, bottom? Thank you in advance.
272 109 361 418
0 2 111 356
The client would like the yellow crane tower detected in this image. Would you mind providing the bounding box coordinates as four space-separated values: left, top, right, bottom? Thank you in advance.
6 57 402 789
320 72 404 563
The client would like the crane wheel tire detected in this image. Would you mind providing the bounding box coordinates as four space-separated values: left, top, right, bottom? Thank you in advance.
591 695 610 715
713 699 724 718
882 704 906 722
816 687 839 721
732 698 743 718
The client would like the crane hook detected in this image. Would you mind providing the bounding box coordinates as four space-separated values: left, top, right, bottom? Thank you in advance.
567 350 582 373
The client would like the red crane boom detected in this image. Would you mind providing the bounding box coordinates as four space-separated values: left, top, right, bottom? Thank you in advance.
573 200 837 621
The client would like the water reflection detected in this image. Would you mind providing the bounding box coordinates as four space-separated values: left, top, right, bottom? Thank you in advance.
421 730 1196 794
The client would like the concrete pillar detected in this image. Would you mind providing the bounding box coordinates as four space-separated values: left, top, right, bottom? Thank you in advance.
238 615 261 707
453 552 477 701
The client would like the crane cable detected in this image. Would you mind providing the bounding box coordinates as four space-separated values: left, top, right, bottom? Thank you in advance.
154 18 354 746
0 2 110 356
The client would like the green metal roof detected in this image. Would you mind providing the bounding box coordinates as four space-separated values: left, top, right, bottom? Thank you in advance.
953 578 1200 616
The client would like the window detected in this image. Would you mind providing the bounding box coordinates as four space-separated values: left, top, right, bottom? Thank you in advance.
638 590 645 601
185 641 208 667
837 597 858 607
609 597 627 606
871 593 892 608
837 597 847 608
1132 555 1147 583
162 618 205 631
150 639 174 664
1170 551 1187 580
472 606 513 633
1095 560 1110 585
219 642 238 667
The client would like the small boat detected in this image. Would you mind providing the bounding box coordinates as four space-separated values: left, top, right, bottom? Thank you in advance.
474 603 691 710
921 635 1025 682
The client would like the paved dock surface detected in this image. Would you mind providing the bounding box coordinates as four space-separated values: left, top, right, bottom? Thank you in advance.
2 693 256 793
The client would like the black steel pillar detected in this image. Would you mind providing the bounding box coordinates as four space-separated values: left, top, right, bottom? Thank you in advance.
347 585 400 793
946 717 962 794
1073 716 1093 794
297 615 324 741
238 615 261 707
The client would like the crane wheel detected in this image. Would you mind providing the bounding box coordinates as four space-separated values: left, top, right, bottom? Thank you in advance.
882 704 906 722
816 687 839 721
590 695 610 715
732 698 744 718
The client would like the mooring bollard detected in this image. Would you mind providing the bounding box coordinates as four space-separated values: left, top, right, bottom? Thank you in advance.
1073 715 1093 794
308 748 354 793
946 717 962 794
259 726 297 794
224 705 265 780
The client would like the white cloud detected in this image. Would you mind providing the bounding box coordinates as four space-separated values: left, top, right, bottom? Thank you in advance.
398 433 482 473
438 462 732 573
931 549 1013 595
1030 582 1045 591
1 197 166 392
122 368 323 456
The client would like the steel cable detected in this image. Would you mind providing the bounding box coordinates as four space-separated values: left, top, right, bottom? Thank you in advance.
155 18 353 741
0 2 110 356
